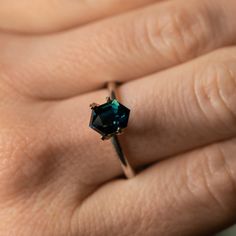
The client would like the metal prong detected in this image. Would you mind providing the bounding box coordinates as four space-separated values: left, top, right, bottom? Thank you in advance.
106 96 112 102
101 135 111 141
101 134 114 141
116 127 124 135
116 127 121 133
90 103 99 109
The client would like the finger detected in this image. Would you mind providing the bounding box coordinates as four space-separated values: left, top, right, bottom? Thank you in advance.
46 47 236 185
0 0 160 34
2 0 236 99
74 138 236 236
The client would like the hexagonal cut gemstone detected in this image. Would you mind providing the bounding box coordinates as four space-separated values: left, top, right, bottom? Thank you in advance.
89 99 130 136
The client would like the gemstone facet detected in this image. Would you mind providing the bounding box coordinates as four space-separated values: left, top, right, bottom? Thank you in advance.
89 99 130 138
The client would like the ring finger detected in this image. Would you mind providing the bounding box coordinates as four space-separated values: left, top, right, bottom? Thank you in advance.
46 46 236 186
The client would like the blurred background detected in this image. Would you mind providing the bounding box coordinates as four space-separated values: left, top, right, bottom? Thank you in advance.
217 225 236 236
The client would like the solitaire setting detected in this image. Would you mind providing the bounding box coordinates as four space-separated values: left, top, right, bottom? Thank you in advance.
89 98 130 140
89 81 135 178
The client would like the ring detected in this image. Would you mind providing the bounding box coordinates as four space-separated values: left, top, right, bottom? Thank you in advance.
89 81 135 179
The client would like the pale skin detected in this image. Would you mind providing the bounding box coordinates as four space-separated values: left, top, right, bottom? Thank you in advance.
0 0 236 235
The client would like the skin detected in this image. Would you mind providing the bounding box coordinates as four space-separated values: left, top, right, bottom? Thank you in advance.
0 0 160 34
0 0 236 235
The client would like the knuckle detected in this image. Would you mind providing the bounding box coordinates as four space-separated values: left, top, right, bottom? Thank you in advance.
194 58 236 131
0 128 30 168
0 128 29 191
144 5 210 62
203 146 236 209
0 126 50 194
185 145 236 212
0 128 33 175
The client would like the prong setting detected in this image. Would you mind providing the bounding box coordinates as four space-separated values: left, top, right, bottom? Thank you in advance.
106 96 112 102
101 134 112 140
90 103 99 109
89 99 130 138
116 127 123 135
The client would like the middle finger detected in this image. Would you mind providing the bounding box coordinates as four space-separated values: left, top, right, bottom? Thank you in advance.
0 0 161 34
2 0 236 99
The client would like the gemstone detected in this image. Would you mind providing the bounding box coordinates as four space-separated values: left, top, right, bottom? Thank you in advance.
89 99 130 137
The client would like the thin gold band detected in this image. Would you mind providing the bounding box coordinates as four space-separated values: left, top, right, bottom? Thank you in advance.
107 81 135 179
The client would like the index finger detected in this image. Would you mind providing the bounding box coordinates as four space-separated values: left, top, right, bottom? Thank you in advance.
0 0 160 34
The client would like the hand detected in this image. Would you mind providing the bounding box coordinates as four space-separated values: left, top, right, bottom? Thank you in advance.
0 0 236 235
0 0 158 34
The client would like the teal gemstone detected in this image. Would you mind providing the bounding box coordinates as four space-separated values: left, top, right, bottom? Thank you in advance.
89 99 130 136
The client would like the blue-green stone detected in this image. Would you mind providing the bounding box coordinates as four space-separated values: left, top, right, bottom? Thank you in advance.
89 99 130 136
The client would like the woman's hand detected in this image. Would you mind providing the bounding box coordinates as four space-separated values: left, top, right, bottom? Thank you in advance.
0 0 159 34
0 0 236 235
